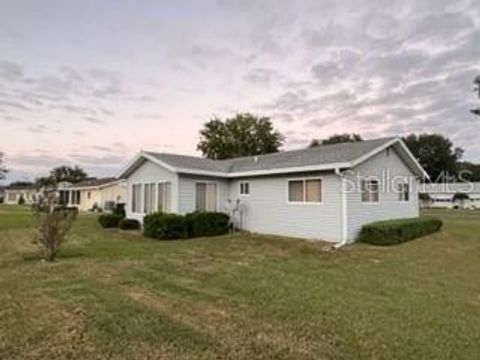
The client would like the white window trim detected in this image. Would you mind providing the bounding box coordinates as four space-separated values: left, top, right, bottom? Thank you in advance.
132 181 172 214
194 181 220 211
156 180 172 212
397 182 410 203
286 177 324 205
361 177 380 205
239 181 250 196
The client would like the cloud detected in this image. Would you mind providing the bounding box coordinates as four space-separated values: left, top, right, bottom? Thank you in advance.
0 100 30 111
243 67 280 86
83 116 104 124
0 60 23 81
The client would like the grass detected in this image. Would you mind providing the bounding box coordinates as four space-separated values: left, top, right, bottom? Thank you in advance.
0 205 479 359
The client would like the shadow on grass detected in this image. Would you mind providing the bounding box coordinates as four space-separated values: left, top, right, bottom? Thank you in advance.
22 247 85 262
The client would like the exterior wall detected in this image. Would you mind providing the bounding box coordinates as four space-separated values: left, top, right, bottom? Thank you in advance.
345 148 420 241
100 181 128 208
227 172 344 242
178 174 230 214
78 189 102 211
4 189 37 205
125 160 179 222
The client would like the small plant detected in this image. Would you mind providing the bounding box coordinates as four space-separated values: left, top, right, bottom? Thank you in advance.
18 195 25 205
32 193 78 261
98 214 123 228
119 218 140 230
113 203 126 218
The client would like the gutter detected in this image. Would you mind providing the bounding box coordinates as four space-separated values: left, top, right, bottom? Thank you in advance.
334 168 349 249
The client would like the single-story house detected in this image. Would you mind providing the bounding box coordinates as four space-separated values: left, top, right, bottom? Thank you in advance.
58 177 127 211
119 137 427 243
4 184 39 205
420 182 480 209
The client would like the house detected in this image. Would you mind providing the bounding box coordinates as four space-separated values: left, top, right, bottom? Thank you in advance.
119 137 428 243
58 177 127 211
4 184 38 205
420 182 480 209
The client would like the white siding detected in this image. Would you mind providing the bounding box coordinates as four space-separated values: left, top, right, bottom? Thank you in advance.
178 174 229 214
345 148 420 241
228 172 343 242
126 160 179 221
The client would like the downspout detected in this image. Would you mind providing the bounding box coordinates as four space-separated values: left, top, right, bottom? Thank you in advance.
334 168 349 249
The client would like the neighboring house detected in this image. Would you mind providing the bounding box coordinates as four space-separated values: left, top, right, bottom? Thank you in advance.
4 184 38 205
58 177 127 211
120 137 427 243
420 183 480 209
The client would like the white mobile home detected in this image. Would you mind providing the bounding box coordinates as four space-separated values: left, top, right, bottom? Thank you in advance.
420 183 480 209
119 137 427 244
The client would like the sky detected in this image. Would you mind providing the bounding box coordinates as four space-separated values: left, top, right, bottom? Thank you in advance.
1 0 480 184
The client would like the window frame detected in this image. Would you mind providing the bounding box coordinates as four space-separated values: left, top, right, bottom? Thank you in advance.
239 181 250 196
195 181 218 212
286 177 323 205
131 183 143 214
361 178 380 204
397 182 410 202
157 181 172 212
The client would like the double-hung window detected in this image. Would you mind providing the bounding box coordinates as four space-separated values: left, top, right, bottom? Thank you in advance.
288 179 322 203
195 183 217 211
131 184 142 213
397 182 410 202
144 183 156 214
240 182 250 195
157 182 171 212
361 179 379 203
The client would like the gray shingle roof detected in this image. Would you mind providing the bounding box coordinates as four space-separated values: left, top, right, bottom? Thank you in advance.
145 137 397 174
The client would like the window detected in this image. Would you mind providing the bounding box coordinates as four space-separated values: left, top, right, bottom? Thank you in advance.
195 183 217 211
398 183 410 202
144 183 156 214
240 182 250 195
8 192 16 201
71 191 80 205
362 179 379 203
288 179 322 203
157 182 171 212
87 192 91 200
131 184 142 213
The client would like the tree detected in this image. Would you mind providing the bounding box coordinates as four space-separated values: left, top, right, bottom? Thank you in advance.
32 192 77 261
471 75 480 116
309 133 363 147
402 134 464 182
36 165 88 186
0 152 7 180
457 161 480 182
197 113 284 159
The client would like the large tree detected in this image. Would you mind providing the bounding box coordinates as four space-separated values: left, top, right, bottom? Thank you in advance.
457 161 480 182
197 113 284 159
309 133 363 147
471 75 480 116
36 165 88 186
0 152 7 180
402 134 464 182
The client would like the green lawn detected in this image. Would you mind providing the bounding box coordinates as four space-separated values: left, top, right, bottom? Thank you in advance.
0 205 479 359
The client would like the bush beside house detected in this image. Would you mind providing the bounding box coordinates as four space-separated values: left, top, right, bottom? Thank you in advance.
119 218 141 230
98 214 123 228
143 212 230 240
358 217 443 245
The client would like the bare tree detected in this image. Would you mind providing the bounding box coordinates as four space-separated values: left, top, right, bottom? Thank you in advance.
32 192 77 261
0 152 7 180
472 75 480 116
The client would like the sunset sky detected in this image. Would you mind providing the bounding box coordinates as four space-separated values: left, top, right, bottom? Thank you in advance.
1 0 479 184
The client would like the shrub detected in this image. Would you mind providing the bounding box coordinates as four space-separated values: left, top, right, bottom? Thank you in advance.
358 217 443 245
113 203 126 218
119 218 140 230
186 211 230 237
18 195 25 205
143 212 187 240
98 213 123 228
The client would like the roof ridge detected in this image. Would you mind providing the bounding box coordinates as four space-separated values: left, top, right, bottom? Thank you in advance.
144 137 398 163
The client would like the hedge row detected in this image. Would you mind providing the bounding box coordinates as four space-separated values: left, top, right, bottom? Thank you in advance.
98 214 123 228
358 217 443 245
143 211 230 240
